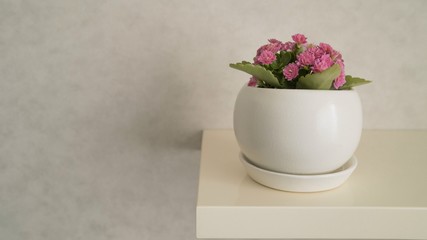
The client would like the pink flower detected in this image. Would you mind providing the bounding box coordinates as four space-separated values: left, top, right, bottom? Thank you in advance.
333 60 346 89
255 45 266 58
319 43 334 54
334 75 346 89
281 41 296 51
283 63 299 81
312 54 333 73
254 41 283 64
307 46 325 58
248 77 257 87
265 43 282 53
331 50 342 61
256 50 276 65
268 39 281 44
318 42 343 61
292 33 307 44
256 42 282 55
297 51 315 66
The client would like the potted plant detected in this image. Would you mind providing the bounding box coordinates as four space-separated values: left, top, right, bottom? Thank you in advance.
230 34 371 192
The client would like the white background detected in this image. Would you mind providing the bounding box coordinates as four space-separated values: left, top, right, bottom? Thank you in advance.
1 0 426 239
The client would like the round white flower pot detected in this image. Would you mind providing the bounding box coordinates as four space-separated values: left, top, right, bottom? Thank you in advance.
234 84 362 175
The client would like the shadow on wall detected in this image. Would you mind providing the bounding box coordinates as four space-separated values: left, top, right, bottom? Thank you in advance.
134 69 204 151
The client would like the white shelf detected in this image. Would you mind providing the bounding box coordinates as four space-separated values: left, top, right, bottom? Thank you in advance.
196 130 427 239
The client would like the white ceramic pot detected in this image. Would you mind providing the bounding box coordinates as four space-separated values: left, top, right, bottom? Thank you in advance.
234 85 362 175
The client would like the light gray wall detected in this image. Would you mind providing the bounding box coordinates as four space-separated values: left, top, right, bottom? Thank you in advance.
1 0 426 239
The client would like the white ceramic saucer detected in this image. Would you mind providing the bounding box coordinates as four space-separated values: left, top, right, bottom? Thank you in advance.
239 153 358 193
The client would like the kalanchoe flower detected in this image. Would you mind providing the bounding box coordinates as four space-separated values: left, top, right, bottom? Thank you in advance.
231 33 371 90
257 41 283 54
254 41 282 64
297 51 316 66
331 50 342 61
268 39 298 53
319 43 334 54
256 50 276 65
265 43 283 53
312 54 333 73
333 59 346 89
281 41 296 51
283 63 300 81
292 33 307 44
307 46 325 59
268 39 281 44
248 77 258 87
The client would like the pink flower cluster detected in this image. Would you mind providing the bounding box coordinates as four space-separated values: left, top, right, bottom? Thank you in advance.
253 34 346 89
248 77 257 87
283 63 299 81
254 38 295 65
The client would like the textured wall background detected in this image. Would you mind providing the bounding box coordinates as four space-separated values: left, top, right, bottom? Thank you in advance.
1 0 426 239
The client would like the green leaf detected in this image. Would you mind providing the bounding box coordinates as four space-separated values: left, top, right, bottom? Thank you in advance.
278 51 292 66
270 61 279 70
296 64 341 90
340 75 372 89
230 62 281 88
